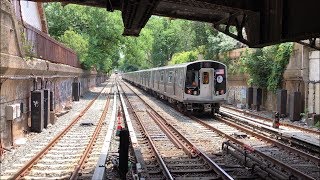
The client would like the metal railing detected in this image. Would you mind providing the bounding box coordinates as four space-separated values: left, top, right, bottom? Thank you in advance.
23 23 81 68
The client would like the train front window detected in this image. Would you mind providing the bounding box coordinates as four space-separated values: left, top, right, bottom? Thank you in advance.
203 72 209 84
185 70 200 95
186 71 199 87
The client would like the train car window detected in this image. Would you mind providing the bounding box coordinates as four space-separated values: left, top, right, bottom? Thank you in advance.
203 72 209 84
168 71 173 83
160 71 164 82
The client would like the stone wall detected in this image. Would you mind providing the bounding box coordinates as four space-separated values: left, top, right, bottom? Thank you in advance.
0 0 107 148
227 75 277 111
1 0 24 58
0 56 107 148
226 74 247 105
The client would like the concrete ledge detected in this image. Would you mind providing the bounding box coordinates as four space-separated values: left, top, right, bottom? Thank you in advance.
0 53 93 76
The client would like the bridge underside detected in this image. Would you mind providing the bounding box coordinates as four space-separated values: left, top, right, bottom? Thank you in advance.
35 0 320 50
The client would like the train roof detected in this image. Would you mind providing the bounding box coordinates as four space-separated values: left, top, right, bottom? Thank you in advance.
125 60 225 73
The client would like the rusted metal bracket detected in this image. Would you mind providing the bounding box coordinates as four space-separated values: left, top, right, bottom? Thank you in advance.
213 11 261 48
298 37 320 51
106 0 114 12
122 0 161 36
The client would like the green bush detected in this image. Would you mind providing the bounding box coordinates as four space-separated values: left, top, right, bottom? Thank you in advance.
169 49 199 65
240 43 293 92
59 29 89 67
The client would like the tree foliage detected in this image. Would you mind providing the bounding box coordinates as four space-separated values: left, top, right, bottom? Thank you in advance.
168 49 199 65
240 43 293 92
59 30 89 65
45 3 123 73
45 2 292 93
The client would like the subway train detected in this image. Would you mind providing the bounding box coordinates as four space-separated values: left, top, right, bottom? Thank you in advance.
122 60 227 114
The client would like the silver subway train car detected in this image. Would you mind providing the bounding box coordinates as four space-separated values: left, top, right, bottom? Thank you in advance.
122 60 227 114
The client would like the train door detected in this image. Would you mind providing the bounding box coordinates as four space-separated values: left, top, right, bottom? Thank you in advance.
199 68 214 99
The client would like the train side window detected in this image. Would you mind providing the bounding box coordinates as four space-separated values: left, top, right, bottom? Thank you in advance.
203 72 209 84
160 71 164 82
168 71 173 83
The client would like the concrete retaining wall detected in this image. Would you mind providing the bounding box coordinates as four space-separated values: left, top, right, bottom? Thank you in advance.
227 74 247 105
0 54 107 148
1 0 107 149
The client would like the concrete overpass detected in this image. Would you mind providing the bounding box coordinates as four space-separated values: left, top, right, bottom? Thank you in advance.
32 0 320 50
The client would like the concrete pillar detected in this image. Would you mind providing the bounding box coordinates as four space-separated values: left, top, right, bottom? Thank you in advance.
309 51 320 114
308 83 315 113
309 51 320 81
315 83 320 114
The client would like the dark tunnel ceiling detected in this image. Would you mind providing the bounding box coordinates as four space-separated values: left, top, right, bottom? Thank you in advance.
34 0 320 50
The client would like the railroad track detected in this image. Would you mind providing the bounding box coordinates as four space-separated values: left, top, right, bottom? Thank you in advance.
222 105 319 134
121 80 320 180
219 106 320 154
119 80 269 180
3 81 113 179
189 115 320 180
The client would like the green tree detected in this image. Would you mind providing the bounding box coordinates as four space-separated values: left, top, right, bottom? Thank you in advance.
240 43 293 92
45 3 241 73
147 18 194 66
59 29 89 63
45 3 123 73
168 49 199 65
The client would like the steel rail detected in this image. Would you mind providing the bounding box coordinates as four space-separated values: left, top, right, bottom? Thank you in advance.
222 106 320 135
222 141 288 180
121 81 234 180
11 83 109 179
220 110 320 154
189 115 316 180
146 110 192 155
218 115 320 164
118 82 174 180
69 85 112 179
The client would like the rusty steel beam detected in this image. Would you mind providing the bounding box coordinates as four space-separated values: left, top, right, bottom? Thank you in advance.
121 0 161 36
298 38 320 51
27 0 320 48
